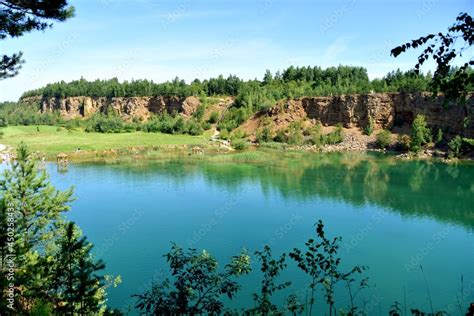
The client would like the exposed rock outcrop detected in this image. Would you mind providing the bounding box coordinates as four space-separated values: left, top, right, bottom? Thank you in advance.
245 92 473 137
23 95 201 121
22 92 474 137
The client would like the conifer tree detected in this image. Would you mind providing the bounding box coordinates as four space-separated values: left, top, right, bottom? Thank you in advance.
0 142 73 310
47 222 105 315
0 143 108 314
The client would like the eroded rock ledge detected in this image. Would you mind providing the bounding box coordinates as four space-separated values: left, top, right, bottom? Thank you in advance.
22 95 201 121
265 92 474 137
23 92 474 136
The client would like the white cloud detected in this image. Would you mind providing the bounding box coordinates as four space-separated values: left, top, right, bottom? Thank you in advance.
322 36 351 62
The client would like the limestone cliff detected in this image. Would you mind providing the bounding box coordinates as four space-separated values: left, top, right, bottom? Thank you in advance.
22 95 201 121
23 92 474 136
243 92 473 137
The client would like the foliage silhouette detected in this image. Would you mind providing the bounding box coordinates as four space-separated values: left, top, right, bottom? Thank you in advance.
133 243 251 314
247 245 291 315
289 220 367 316
0 0 74 79
134 220 372 315
391 12 474 104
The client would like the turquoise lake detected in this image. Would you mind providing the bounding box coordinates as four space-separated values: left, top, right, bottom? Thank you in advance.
43 152 474 315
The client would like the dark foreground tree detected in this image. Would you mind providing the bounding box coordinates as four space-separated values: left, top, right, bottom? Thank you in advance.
248 245 291 315
46 222 105 315
289 220 368 316
134 221 374 316
133 243 251 315
0 142 73 311
0 0 74 79
0 143 112 314
391 12 473 103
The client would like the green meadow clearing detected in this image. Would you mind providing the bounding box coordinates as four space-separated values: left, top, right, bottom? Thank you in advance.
0 125 206 156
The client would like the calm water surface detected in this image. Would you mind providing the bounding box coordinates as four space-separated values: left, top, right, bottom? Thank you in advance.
43 152 474 314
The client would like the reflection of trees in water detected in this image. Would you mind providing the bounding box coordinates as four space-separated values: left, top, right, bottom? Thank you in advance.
446 163 460 179
409 162 431 192
78 153 474 230
197 153 474 230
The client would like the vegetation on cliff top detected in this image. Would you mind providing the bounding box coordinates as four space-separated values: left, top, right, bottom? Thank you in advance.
20 65 437 100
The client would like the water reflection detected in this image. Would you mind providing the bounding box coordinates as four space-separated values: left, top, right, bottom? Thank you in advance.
78 151 474 231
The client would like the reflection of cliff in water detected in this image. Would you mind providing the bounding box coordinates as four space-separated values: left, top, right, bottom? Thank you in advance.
200 153 474 231
78 151 474 231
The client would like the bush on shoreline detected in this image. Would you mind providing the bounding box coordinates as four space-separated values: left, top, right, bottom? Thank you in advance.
376 130 392 149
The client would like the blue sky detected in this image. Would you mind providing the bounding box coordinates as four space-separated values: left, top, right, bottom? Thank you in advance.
0 0 472 101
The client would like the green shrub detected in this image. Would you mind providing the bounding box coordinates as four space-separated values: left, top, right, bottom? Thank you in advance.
141 113 205 135
376 130 392 149
219 129 230 140
410 114 431 152
142 117 162 133
364 116 374 136
397 134 411 151
307 123 323 146
448 135 463 158
274 129 286 143
259 142 287 150
193 104 206 121
30 299 54 316
173 117 186 134
65 124 75 132
208 111 219 124
124 123 137 133
232 139 248 150
230 129 246 141
85 113 125 133
323 124 344 145
217 107 250 131
285 121 304 145
256 126 272 143
186 119 204 135
435 128 443 144
201 121 212 130
287 131 303 146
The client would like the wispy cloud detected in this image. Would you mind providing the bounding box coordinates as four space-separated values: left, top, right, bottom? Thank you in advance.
323 36 352 62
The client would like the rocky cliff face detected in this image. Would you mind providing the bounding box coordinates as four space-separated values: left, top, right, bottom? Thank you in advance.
264 92 473 136
24 92 474 136
24 95 201 121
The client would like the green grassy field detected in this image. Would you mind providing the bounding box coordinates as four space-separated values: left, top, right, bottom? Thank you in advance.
0 125 206 156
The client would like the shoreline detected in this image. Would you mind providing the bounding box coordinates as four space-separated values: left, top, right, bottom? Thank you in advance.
7 144 469 166
1 127 471 164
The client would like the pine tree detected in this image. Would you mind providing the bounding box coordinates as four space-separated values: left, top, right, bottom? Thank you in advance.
0 142 74 310
48 222 105 315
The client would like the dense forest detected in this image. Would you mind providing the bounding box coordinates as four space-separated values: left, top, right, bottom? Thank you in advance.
21 65 436 100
